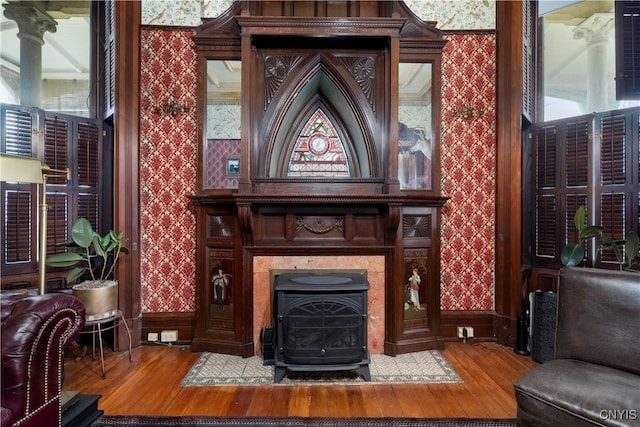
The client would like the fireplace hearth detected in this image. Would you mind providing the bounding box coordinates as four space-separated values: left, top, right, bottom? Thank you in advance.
273 272 370 383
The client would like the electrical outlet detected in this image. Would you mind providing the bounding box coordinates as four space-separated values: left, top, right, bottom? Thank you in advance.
147 332 159 342
160 330 178 342
464 326 474 338
457 326 474 339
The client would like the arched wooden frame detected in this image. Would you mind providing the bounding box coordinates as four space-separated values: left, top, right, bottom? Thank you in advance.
260 55 379 179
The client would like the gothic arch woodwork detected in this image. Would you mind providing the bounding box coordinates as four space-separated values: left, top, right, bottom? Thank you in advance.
260 54 379 178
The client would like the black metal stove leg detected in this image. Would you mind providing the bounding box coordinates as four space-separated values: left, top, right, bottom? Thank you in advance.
358 365 371 381
274 366 287 383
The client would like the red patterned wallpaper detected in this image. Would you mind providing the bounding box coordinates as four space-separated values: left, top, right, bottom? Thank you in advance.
138 30 496 313
440 33 497 311
140 29 198 312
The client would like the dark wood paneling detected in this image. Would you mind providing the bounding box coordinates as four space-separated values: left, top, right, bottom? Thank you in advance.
494 0 526 347
113 1 142 348
141 312 195 344
441 310 496 341
140 310 502 345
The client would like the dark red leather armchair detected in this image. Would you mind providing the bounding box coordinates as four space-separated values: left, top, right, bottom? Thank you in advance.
1 292 85 427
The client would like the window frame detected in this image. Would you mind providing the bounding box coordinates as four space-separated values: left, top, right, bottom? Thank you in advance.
1 103 103 287
615 1 640 101
530 107 640 269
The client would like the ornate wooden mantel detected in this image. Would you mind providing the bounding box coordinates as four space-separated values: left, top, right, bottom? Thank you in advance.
189 1 448 357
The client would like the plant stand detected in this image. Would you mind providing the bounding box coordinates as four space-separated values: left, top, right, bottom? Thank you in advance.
79 310 132 379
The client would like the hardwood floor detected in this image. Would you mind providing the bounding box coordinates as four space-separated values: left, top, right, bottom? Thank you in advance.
62 341 538 418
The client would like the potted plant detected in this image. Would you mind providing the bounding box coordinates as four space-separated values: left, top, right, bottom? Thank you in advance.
561 205 639 271
46 217 128 318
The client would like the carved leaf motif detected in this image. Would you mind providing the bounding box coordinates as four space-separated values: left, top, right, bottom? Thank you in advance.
340 56 376 111
296 217 344 234
264 55 303 108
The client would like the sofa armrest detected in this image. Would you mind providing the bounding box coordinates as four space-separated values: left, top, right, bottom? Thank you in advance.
1 293 85 426
557 268 640 375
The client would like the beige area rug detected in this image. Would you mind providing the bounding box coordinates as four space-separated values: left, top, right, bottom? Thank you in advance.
180 351 462 386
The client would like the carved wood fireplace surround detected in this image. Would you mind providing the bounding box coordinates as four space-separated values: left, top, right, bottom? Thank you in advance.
189 1 448 357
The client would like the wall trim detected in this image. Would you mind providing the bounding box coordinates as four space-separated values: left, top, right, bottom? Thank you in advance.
441 310 497 342
141 310 509 346
141 312 195 344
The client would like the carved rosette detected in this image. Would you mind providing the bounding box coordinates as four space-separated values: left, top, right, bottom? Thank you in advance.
402 215 431 238
264 55 304 109
339 56 376 111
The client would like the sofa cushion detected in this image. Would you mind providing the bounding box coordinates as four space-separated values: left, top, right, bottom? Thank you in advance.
515 359 640 427
557 268 640 376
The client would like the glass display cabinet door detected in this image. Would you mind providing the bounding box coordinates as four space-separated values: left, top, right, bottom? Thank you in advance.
398 62 433 191
203 60 241 190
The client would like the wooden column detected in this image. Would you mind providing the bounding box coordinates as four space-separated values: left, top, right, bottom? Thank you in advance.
113 0 142 349
494 1 524 346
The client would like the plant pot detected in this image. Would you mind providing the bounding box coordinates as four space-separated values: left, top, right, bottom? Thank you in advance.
72 280 118 319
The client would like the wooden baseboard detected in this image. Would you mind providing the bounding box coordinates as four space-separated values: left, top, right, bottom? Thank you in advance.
441 310 498 342
141 312 194 344
141 310 505 347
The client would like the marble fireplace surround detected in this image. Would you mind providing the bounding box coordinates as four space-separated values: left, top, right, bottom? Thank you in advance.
252 255 386 355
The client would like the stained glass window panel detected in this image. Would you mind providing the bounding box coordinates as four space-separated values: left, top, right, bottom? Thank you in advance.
287 109 350 177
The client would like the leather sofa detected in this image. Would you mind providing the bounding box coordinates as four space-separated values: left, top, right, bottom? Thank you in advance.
1 292 85 427
514 268 640 426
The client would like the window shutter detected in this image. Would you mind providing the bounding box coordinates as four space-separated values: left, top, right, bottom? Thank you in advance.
522 0 536 121
536 125 556 188
565 194 588 245
2 107 33 157
532 114 595 268
103 0 116 116
77 121 100 186
616 1 640 100
600 192 626 262
3 190 33 264
600 114 626 185
536 195 556 257
594 109 638 267
46 193 68 255
565 119 589 187
78 193 100 229
44 116 69 185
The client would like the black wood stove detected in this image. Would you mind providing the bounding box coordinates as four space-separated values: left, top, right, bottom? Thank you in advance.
272 272 371 383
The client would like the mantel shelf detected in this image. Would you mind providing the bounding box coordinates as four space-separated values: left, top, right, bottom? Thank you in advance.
188 192 449 207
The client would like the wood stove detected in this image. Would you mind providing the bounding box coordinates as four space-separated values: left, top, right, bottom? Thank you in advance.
273 272 370 383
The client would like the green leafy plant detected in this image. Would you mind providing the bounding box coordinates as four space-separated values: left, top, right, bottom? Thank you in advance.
601 230 639 271
46 217 129 283
561 205 639 271
560 205 603 267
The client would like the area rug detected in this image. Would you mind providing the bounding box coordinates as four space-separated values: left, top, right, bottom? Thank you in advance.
93 416 516 427
180 351 461 386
